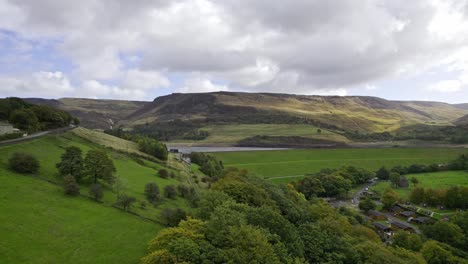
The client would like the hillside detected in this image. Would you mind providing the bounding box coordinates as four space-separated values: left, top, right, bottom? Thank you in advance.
123 92 467 133
0 129 194 263
455 114 468 126
24 98 148 129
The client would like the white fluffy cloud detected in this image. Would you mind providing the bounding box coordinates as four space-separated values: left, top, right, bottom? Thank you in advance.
0 0 468 100
0 71 73 97
427 80 463 92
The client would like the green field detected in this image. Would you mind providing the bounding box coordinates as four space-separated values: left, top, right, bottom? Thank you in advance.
211 148 467 182
371 171 468 200
168 124 348 145
0 132 192 263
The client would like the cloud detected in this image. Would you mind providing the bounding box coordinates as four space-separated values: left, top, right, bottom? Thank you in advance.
177 76 228 93
0 0 468 100
426 80 463 92
0 71 73 97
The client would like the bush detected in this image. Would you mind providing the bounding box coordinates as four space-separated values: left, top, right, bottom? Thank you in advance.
63 175 80 196
177 184 194 198
116 194 136 211
8 152 40 174
158 169 169 179
164 185 177 199
160 208 187 227
89 184 103 201
144 182 161 204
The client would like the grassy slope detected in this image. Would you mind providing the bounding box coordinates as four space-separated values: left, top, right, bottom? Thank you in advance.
0 131 191 263
211 148 467 181
169 124 349 145
0 170 158 264
371 171 468 200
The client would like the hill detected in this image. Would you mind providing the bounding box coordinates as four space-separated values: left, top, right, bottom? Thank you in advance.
24 98 148 129
455 114 468 126
0 129 194 263
123 92 467 133
454 103 468 110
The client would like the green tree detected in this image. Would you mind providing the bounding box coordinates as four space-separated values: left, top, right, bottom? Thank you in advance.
116 194 136 211
83 149 116 184
144 182 161 204
421 221 464 248
376 166 390 180
158 169 169 179
410 187 425 205
382 188 399 209
9 108 39 132
392 231 423 252
421 241 454 264
389 172 401 188
359 198 377 213
89 184 103 201
410 176 419 187
56 146 84 181
160 208 187 227
295 177 325 199
163 185 177 199
63 175 80 196
8 152 40 174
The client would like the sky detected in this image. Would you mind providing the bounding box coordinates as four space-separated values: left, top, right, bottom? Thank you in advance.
1 0 468 103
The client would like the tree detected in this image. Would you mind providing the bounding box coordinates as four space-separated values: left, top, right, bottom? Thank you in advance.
158 169 169 179
83 149 116 184
421 221 464 248
8 152 40 174
9 108 39 132
295 177 325 199
359 198 376 213
160 208 187 227
392 231 423 252
421 241 454 264
89 184 103 201
382 188 399 209
56 146 84 181
63 175 80 196
389 172 401 188
164 185 177 199
144 182 161 204
410 187 425 205
410 176 419 187
116 194 136 211
376 166 390 180
317 128 322 134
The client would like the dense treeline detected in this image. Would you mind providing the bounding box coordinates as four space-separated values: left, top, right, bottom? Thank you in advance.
410 186 468 209
0 97 78 132
294 166 374 199
142 168 426 263
344 124 468 143
104 128 168 160
190 152 224 178
237 135 343 147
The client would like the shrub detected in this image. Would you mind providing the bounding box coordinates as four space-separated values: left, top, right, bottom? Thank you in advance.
8 152 40 174
63 175 80 196
158 169 169 179
89 184 103 201
164 185 177 199
144 182 161 204
160 208 187 227
177 184 194 198
116 194 136 211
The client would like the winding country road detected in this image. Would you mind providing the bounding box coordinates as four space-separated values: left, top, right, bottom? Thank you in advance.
0 127 73 146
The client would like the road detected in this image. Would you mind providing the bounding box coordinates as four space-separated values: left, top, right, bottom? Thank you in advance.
0 127 73 146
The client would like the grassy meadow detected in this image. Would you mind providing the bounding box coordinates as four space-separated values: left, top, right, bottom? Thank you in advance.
211 148 467 183
0 131 192 263
371 171 468 200
168 124 349 145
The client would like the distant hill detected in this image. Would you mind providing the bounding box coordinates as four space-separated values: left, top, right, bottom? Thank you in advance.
122 92 468 133
454 103 468 110
24 98 148 129
455 114 468 126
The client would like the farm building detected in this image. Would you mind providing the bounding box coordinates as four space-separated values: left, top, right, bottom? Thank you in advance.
411 217 432 225
0 122 20 135
391 221 414 232
400 211 415 218
373 222 392 233
368 210 386 220
389 205 403 214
